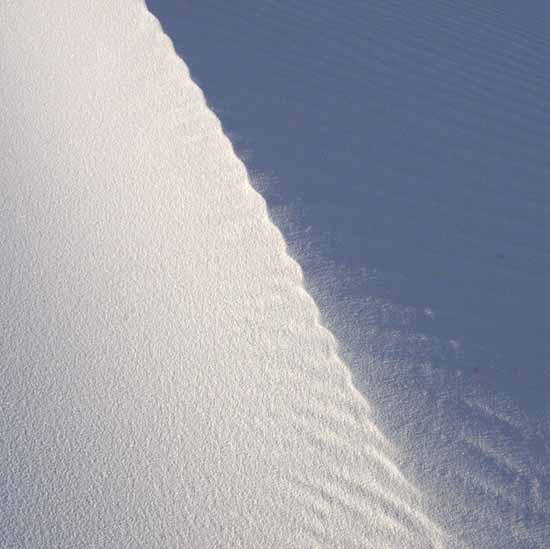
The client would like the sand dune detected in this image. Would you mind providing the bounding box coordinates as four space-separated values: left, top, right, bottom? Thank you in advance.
146 1 550 547
0 2 443 547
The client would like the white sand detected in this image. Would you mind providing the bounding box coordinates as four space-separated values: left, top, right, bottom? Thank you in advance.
142 2 550 547
0 2 443 547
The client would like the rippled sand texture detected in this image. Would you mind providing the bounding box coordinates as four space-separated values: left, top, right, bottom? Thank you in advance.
145 1 550 547
0 2 444 547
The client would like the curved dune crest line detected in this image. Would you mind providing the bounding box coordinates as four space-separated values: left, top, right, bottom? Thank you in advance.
1 1 442 547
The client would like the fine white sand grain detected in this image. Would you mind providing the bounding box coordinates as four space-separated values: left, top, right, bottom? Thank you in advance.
0 2 443 547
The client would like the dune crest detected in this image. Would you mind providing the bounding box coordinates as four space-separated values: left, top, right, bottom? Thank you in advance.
0 2 442 547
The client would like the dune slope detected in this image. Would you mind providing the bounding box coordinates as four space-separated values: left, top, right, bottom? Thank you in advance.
145 1 550 547
0 1 443 547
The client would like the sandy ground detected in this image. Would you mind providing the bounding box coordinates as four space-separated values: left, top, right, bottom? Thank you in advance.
146 1 550 546
1 2 444 547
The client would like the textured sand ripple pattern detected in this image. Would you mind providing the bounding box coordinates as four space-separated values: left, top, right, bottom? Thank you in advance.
0 1 444 547
143 1 550 546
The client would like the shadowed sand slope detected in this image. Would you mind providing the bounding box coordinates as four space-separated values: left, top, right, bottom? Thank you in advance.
145 1 550 547
0 1 443 547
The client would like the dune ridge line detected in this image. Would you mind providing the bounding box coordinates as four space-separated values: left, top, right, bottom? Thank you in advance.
0 1 444 546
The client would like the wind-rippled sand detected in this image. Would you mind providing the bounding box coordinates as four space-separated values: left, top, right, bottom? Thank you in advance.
144 1 550 546
0 2 443 547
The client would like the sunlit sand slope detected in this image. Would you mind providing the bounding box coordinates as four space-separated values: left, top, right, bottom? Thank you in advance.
0 2 443 547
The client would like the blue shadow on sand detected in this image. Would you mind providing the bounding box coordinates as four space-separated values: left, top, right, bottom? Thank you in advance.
146 0 550 541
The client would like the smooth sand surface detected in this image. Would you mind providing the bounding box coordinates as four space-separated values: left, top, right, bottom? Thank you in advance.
145 1 550 546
